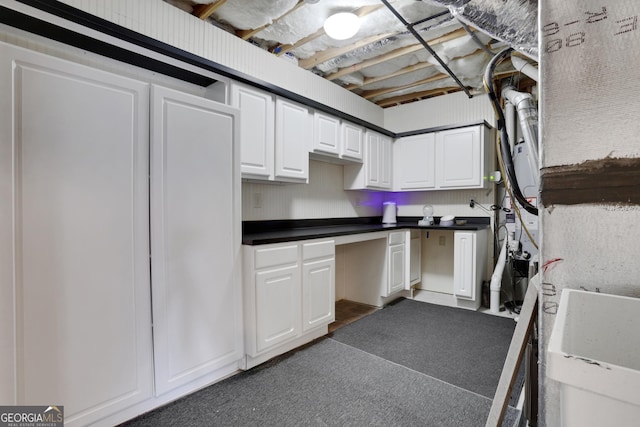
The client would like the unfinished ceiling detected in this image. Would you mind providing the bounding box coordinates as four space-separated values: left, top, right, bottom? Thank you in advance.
164 0 538 107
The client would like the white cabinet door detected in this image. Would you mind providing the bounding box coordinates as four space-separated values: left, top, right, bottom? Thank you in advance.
394 133 436 190
379 134 393 189
436 126 483 188
410 232 422 285
312 111 340 156
302 257 336 331
150 86 242 395
0 44 153 425
387 244 406 296
453 231 476 299
230 83 274 180
341 121 364 161
275 97 310 182
365 131 381 187
255 264 302 353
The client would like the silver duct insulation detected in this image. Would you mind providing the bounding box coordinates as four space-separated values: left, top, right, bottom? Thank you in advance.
429 0 538 60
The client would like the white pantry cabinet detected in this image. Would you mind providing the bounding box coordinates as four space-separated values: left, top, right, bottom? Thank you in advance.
0 43 153 426
310 111 363 163
243 239 335 368
344 130 392 190
150 86 243 396
229 82 310 183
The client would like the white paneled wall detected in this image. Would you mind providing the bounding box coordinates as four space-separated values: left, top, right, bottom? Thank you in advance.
53 0 383 125
242 161 379 221
384 92 496 132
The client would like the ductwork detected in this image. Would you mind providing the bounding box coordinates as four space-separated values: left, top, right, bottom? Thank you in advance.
430 0 538 60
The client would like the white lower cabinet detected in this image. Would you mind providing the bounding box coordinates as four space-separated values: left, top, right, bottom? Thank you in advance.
244 239 335 368
453 230 488 309
409 230 422 286
385 232 407 296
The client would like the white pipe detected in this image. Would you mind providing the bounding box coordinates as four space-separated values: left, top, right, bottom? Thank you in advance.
490 236 508 314
511 56 538 82
505 100 516 153
502 86 539 189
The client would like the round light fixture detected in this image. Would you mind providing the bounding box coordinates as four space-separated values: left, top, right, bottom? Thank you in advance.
323 12 360 40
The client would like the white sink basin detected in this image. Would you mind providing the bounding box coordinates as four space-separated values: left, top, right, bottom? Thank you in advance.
547 289 640 426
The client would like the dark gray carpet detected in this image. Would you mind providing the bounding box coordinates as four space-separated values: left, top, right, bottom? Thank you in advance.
330 298 517 400
123 338 518 427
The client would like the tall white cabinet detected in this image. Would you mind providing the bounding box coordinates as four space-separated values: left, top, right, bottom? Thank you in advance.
150 86 243 395
0 43 153 425
0 42 243 426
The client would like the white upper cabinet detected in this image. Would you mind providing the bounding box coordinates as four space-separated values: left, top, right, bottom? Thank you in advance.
311 111 340 156
341 121 364 162
344 130 392 190
310 111 364 163
393 133 436 191
275 97 311 183
392 124 491 192
436 125 487 189
229 82 309 183
229 82 275 180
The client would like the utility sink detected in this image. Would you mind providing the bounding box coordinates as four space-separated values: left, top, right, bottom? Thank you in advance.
547 289 640 426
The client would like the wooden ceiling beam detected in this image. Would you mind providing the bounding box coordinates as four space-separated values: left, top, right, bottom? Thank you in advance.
275 4 384 58
376 87 462 107
238 0 306 40
361 73 449 99
324 27 468 81
192 0 227 20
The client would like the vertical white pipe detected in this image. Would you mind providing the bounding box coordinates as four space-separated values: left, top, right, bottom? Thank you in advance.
490 237 508 313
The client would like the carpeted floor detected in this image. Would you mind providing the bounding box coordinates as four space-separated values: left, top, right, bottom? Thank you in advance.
330 298 517 399
122 298 520 427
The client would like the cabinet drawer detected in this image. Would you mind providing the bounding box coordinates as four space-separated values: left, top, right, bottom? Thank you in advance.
388 231 406 245
302 240 335 260
255 244 299 269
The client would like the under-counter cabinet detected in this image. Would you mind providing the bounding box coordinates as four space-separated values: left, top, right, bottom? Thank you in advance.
409 230 422 286
453 231 488 310
243 239 335 369
0 43 243 426
344 129 392 190
386 232 407 296
230 82 310 183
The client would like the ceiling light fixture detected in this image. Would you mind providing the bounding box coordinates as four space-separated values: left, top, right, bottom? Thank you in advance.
323 12 360 40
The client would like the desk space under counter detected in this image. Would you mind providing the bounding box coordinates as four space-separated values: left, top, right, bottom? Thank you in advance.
241 218 491 368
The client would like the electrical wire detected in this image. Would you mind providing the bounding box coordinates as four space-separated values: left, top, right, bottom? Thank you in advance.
496 135 539 250
483 47 538 216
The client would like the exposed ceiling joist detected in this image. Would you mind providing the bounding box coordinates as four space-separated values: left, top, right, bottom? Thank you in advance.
192 0 227 20
377 86 461 107
238 0 305 40
361 73 448 99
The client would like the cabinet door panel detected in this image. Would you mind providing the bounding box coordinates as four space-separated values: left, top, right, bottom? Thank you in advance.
394 133 436 190
150 86 242 395
379 135 392 189
387 244 406 296
275 98 310 182
302 258 335 331
255 265 301 353
453 232 476 299
230 84 274 179
312 112 340 155
410 235 422 285
3 45 153 423
436 127 482 188
365 132 380 186
341 122 363 161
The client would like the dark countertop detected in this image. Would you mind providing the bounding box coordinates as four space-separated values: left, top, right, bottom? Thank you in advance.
243 216 491 245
